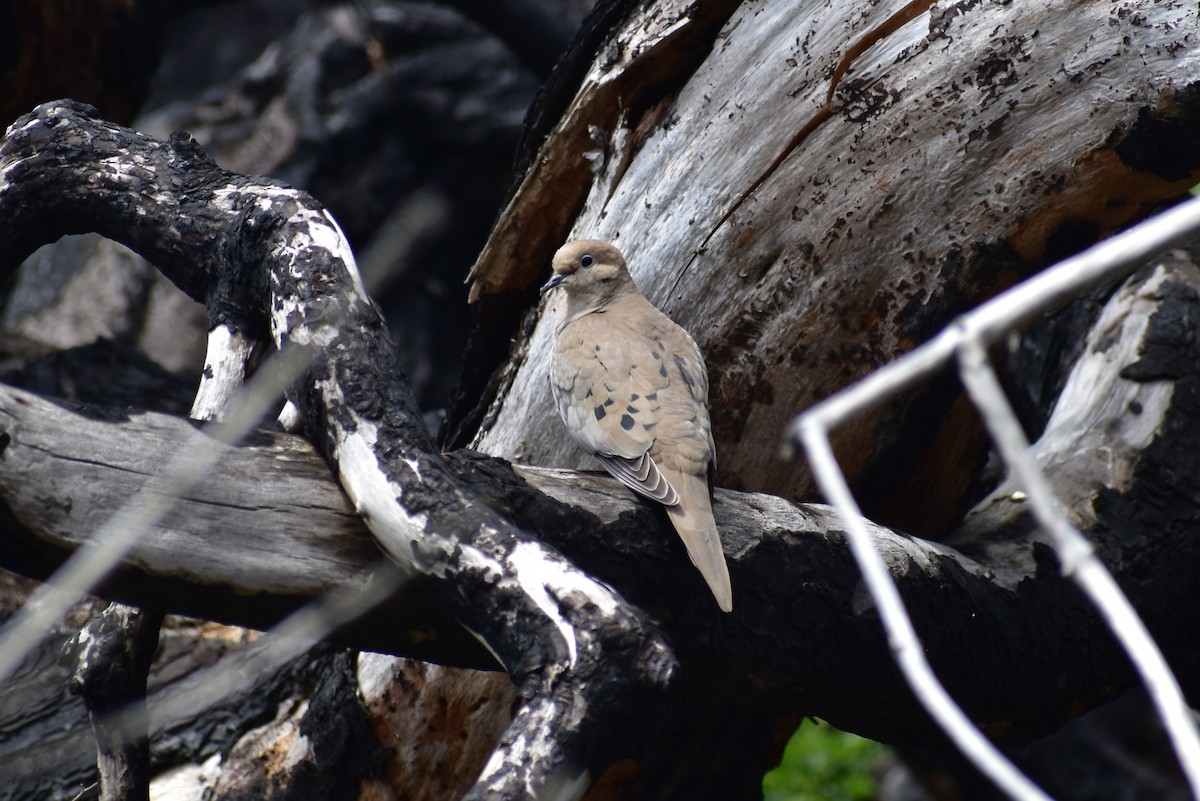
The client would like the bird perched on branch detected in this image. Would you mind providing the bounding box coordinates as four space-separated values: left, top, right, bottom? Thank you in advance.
542 239 733 612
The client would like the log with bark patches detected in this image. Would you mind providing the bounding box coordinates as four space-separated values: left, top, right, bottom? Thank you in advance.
0 100 676 801
462 0 1200 536
2 253 1200 798
1 0 1199 798
1 106 1200 798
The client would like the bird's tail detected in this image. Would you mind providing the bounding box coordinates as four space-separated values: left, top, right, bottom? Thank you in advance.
665 471 733 612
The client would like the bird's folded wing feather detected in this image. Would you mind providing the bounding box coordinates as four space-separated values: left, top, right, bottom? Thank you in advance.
550 311 681 505
595 452 678 505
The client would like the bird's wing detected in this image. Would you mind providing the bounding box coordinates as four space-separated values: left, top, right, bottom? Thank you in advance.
550 305 679 505
642 307 732 611
642 308 716 478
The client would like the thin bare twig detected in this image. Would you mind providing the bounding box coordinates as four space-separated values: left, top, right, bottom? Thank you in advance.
790 195 1200 800
797 422 1053 801
956 336 1200 798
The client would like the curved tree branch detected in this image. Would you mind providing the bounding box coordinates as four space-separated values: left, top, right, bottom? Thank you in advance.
3 99 1200 797
0 100 673 801
1 251 1198 754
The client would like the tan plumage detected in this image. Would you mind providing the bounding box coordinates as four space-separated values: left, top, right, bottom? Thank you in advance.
542 239 733 612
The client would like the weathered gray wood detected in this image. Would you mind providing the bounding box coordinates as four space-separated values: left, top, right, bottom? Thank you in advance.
2 248 1200 797
0 101 679 801
0 383 484 665
2 251 1200 757
467 0 1200 529
2 0 1199 787
0 391 369 594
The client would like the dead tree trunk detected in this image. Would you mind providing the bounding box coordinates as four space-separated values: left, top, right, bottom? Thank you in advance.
462 0 1200 536
0 0 1199 799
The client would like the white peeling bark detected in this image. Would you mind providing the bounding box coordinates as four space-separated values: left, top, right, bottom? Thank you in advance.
471 0 1200 505
191 325 258 421
0 100 677 801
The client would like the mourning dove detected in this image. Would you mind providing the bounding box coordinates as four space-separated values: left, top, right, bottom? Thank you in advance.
542 239 733 612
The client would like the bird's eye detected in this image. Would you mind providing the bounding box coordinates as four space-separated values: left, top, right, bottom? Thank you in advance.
580 254 594 268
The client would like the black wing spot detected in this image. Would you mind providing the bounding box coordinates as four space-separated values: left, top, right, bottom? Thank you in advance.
584 388 593 398
674 355 696 388
594 404 607 420
620 414 636 431
651 351 661 360
630 393 640 401
645 392 658 401
604 398 615 407
659 364 669 378
626 405 639 414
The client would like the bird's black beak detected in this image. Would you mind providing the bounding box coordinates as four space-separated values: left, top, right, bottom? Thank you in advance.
541 273 565 294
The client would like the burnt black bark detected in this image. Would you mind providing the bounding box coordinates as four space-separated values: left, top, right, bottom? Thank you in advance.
0 100 674 801
3 101 1200 800
65 604 163 801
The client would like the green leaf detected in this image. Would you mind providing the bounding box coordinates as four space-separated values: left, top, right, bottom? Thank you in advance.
763 718 886 801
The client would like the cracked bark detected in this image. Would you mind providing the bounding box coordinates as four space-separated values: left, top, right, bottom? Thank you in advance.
0 223 1199 796
2 0 1200 798
1 101 673 801
463 0 1200 533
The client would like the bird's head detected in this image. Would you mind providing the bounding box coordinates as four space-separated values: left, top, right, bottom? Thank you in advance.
542 239 636 303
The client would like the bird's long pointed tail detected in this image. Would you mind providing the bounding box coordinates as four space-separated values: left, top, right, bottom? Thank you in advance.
665 471 733 612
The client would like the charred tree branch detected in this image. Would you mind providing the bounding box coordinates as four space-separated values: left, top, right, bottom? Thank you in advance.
3 99 1200 797
0 248 1198 767
0 100 674 801
65 603 164 801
